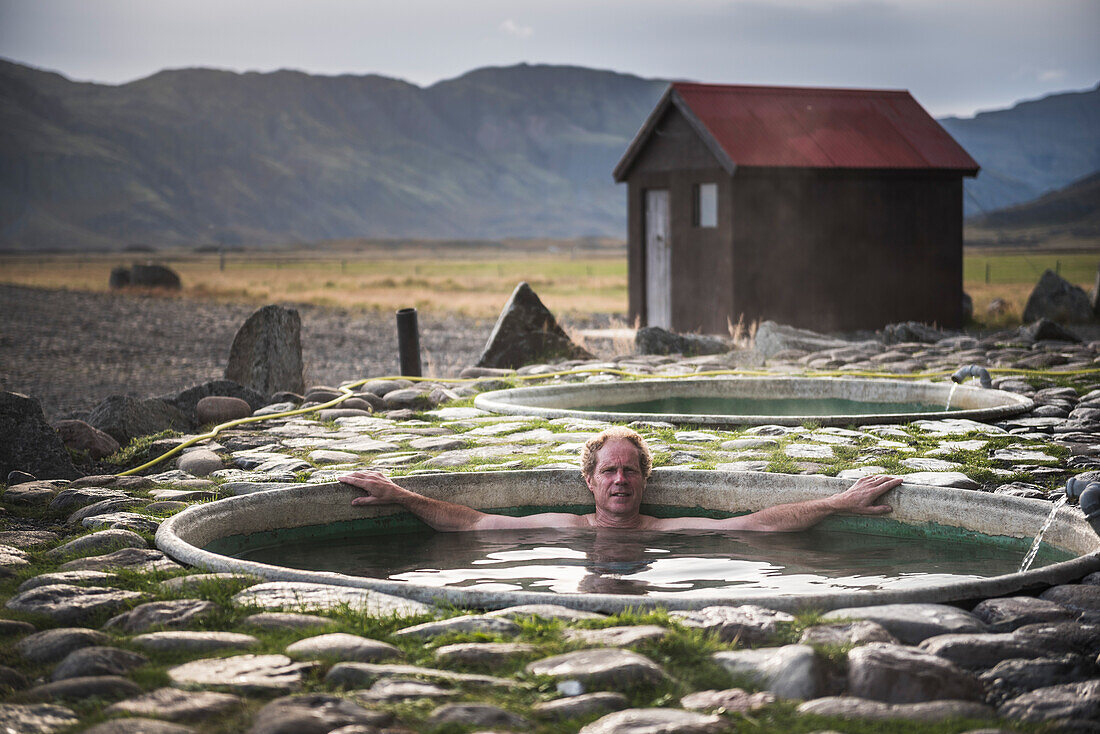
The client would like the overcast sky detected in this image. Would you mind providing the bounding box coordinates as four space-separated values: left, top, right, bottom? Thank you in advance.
1 0 1097 117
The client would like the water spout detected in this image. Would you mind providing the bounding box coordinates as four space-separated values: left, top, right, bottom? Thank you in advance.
1019 495 1067 573
945 382 958 411
951 365 992 389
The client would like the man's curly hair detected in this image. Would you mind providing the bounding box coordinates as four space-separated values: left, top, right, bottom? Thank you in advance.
581 427 652 479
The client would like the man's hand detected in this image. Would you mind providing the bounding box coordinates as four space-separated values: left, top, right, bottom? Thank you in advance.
828 475 901 515
339 471 407 506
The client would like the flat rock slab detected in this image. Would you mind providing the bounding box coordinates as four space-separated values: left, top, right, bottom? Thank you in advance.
48 487 130 512
0 544 30 568
285 633 402 663
1039 583 1100 612
168 654 317 693
0 530 60 548
999 679 1100 722
429 702 531 729
15 627 110 663
46 529 147 559
971 596 1077 631
243 612 337 631
395 614 519 639
980 654 1097 706
5 584 144 624
52 646 147 680
105 599 218 633
58 547 180 572
434 642 537 665
798 696 994 722
800 620 898 647
565 625 669 647
670 605 794 644
534 692 629 720
131 631 259 653
158 573 260 593
848 643 984 704
107 691 240 726
1012 621 1100 657
82 717 195 734
712 645 820 700
326 662 515 688
822 603 987 644
249 694 392 734
680 688 775 713
354 677 458 702
487 604 607 622
917 632 1048 669
579 708 727 733
897 471 981 489
82 512 161 534
232 581 430 616
0 704 79 733
526 649 667 689
26 675 143 702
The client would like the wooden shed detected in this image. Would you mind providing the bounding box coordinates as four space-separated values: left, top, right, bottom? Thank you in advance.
613 83 979 333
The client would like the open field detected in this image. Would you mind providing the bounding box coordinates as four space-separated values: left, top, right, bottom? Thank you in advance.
2 243 1097 326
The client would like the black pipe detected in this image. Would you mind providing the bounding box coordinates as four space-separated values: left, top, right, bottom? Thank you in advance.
396 307 422 377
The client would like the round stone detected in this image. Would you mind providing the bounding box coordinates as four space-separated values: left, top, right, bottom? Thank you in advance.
6 585 144 624
52 646 148 681
196 396 253 425
177 449 224 477
168 654 317 693
285 633 402 663
105 687 243 722
131 631 259 653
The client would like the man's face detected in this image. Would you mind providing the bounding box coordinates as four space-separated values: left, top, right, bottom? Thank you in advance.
585 438 647 523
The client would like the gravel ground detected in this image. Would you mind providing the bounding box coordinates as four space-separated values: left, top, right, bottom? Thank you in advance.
0 284 500 421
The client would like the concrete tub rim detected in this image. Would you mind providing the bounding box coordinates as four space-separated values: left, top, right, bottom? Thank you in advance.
155 469 1100 614
472 376 1034 427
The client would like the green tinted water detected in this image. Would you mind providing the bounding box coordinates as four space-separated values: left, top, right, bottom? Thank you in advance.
578 396 954 417
219 513 1069 597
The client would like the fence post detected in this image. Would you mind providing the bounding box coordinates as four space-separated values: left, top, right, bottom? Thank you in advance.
985 262 990 284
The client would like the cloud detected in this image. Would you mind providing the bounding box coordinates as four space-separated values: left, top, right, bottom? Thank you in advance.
499 19 533 39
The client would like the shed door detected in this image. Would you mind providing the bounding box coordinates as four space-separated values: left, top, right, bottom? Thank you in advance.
645 189 671 328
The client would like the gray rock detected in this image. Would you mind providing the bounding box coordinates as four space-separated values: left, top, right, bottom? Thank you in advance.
131 631 259 653
980 654 1098 706
712 645 821 700
52 646 147 680
395 614 518 639
476 282 592 368
325 662 514 688
1013 622 1100 658
998 679 1100 722
53 419 120 459
0 529 59 549
534 692 629 720
232 581 430 616
15 627 110 663
0 704 79 733
104 599 218 633
526 649 668 689
1 480 63 506
1023 270 1094 324
381 388 431 411
797 696 994 722
25 675 142 702
882 321 946 344
821 603 987 644
106 687 242 722
0 391 79 480
578 708 727 733
434 642 537 665
971 596 1076 632
898 471 982 489
800 620 899 647
0 544 30 569
0 666 28 691
82 512 161 534
0 619 36 636
46 529 147 558
87 394 192 446
168 654 316 693
680 688 775 713
157 573 258 593
248 694 392 734
164 380 268 422
635 326 727 356
354 677 458 702
178 449 224 476
83 719 195 734
59 547 179 572
1039 584 1100 612
285 633 401 663
6 584 144 624
754 321 850 358
847 643 984 703
427 703 529 729
129 263 182 289
66 497 146 525
565 625 669 647
224 305 305 395
670 605 794 644
243 612 337 631
918 633 1048 669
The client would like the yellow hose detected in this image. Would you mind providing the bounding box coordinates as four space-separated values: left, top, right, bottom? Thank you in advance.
119 364 1100 476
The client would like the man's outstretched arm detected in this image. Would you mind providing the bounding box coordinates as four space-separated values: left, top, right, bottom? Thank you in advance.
650 475 902 533
338 471 586 531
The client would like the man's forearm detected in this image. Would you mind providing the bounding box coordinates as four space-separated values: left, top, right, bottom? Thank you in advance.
389 489 489 531
735 496 840 532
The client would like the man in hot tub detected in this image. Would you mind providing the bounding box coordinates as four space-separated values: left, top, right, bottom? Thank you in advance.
338 426 900 532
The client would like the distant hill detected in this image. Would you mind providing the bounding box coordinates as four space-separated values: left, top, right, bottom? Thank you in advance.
970 170 1100 232
0 59 1097 250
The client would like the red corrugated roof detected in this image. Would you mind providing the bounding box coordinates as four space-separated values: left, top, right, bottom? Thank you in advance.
615 82 979 178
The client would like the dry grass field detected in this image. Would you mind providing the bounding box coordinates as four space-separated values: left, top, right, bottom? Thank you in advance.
0 240 1095 327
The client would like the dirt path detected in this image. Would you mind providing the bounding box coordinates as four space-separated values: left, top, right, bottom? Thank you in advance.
0 284 500 421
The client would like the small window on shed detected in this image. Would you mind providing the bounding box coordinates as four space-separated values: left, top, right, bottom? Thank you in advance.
694 183 717 228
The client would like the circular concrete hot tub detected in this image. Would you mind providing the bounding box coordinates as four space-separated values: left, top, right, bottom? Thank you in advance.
156 470 1100 613
473 377 1033 427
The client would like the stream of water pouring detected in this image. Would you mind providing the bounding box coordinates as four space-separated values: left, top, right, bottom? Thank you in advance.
1019 495 1068 573
945 382 958 411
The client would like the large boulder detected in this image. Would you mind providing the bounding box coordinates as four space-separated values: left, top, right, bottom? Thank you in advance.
0 392 80 480
52 420 120 460
224 306 305 395
1022 269 1093 323
635 326 727 356
108 267 130 289
476 282 592 369
86 396 191 446
753 321 849 358
129 263 182 290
